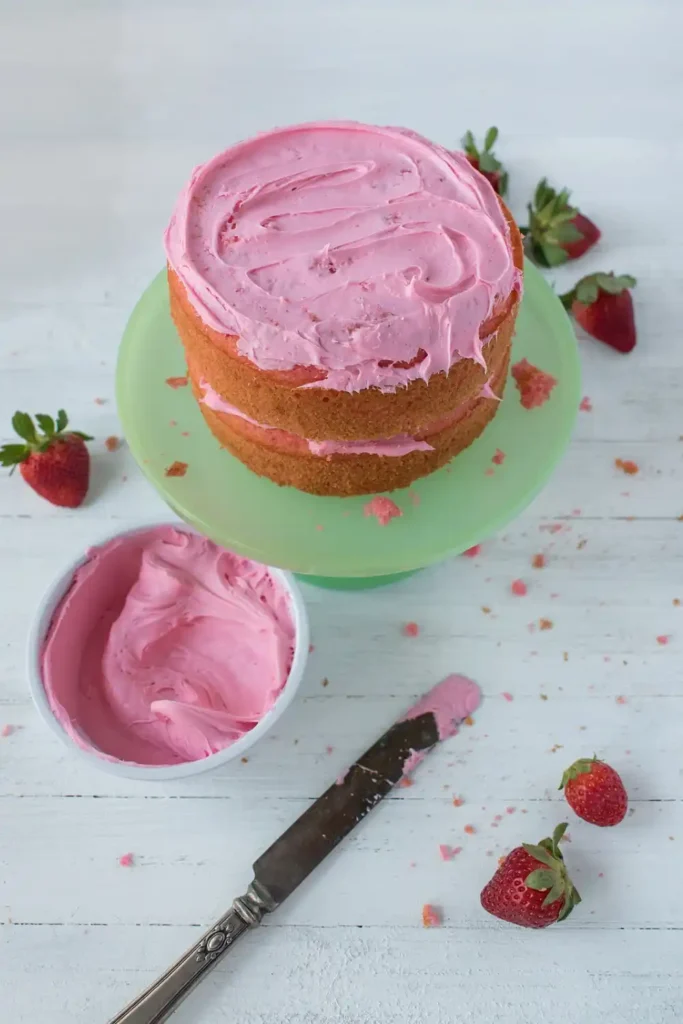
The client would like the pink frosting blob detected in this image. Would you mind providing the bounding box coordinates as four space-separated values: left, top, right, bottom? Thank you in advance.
400 674 481 776
165 121 518 393
40 527 295 766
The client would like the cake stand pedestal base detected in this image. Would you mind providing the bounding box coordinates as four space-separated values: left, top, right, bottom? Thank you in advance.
296 570 419 590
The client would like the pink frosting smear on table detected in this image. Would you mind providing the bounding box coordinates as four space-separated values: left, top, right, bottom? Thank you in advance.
165 121 519 394
40 527 295 766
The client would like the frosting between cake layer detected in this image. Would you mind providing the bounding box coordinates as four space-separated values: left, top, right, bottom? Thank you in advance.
199 379 433 455
198 377 504 456
165 121 519 394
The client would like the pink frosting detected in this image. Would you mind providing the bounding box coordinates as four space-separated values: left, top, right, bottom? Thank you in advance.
401 674 481 776
40 527 295 766
199 379 433 456
165 121 518 393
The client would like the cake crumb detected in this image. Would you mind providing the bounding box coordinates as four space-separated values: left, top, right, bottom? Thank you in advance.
439 844 462 861
326 745 334 755
166 375 188 389
481 606 491 614
502 692 514 702
94 397 107 405
463 544 481 558
540 522 564 535
616 695 628 705
539 618 554 631
422 904 442 928
1 725 15 737
511 579 527 597
452 796 464 807
674 598 681 607
532 553 546 569
408 489 421 507
402 622 420 637
321 677 329 687
563 651 569 662
463 716 475 726
579 396 593 412
540 693 548 701
105 436 120 452
241 756 249 763
615 458 639 475
119 853 134 868
165 461 188 478
657 635 670 646
181 431 190 437
398 776 414 788
363 496 402 526
464 824 476 835
511 358 558 409
492 448 506 465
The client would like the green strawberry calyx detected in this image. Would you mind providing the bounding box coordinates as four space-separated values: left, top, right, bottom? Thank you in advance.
0 410 93 473
559 272 637 311
559 755 600 790
522 178 586 268
461 126 508 195
522 822 582 922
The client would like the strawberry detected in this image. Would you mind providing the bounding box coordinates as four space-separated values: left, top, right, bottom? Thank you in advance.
560 273 637 354
560 756 628 826
480 823 580 928
0 410 93 508
461 126 508 196
523 178 601 267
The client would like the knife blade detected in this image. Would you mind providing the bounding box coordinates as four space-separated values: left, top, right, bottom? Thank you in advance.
252 709 438 906
108 675 480 1024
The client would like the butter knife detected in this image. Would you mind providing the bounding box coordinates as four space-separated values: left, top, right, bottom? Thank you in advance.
108 678 478 1023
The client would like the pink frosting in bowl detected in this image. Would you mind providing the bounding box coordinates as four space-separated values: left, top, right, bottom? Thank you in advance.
27 524 309 780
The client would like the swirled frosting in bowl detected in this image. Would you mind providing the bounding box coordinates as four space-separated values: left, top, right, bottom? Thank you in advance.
165 121 519 393
40 527 296 767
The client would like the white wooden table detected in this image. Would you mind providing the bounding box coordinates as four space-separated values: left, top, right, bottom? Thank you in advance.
2 2 682 1021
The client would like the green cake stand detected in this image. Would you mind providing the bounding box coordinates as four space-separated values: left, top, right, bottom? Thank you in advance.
116 261 580 588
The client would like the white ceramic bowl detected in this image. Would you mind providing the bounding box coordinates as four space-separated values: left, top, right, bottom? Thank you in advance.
26 520 309 781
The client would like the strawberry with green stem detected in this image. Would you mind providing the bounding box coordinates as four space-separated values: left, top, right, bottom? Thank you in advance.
523 178 601 267
480 822 581 928
1 410 93 508
560 756 628 826
461 126 508 196
560 273 637 353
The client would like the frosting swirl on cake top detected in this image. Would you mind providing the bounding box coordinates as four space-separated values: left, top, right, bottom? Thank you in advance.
165 122 519 393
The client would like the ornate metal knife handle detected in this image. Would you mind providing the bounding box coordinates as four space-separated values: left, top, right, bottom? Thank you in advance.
108 882 274 1024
